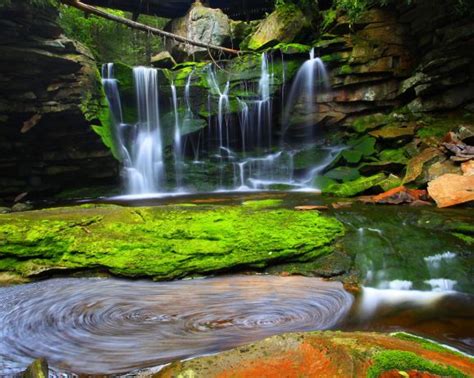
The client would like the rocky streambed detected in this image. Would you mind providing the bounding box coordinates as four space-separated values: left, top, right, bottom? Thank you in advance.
0 194 472 376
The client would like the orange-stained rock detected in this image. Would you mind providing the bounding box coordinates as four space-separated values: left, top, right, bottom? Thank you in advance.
294 205 329 210
461 160 474 176
368 186 428 205
155 331 474 378
428 174 474 208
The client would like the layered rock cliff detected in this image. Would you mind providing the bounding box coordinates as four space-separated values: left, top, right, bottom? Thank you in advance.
0 2 118 202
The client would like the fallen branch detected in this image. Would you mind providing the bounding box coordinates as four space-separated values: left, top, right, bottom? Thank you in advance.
61 0 240 56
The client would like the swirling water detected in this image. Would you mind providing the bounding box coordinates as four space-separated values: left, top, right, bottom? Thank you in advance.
0 275 353 375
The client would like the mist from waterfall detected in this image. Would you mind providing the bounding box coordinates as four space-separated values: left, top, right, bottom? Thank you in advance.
102 49 334 195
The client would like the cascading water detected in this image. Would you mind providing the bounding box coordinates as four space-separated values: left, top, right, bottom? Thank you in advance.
171 83 183 189
127 67 166 194
102 49 336 195
101 63 123 125
282 48 330 141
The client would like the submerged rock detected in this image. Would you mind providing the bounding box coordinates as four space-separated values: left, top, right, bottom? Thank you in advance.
156 331 473 378
0 203 344 280
370 186 428 205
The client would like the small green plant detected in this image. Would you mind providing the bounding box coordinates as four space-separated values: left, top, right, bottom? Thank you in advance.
367 350 467 378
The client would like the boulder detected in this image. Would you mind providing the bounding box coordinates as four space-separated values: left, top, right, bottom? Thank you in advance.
247 4 310 50
157 331 474 378
428 173 474 208
151 51 177 69
166 1 230 60
0 203 344 280
461 160 474 176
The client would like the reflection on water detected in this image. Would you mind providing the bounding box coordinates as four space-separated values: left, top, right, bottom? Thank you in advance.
344 288 474 354
0 276 352 375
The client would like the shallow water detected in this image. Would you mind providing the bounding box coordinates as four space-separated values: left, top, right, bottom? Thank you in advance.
0 276 352 375
5 192 474 374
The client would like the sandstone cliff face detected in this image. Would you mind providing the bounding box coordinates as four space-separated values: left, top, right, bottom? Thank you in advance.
0 3 118 201
288 1 474 131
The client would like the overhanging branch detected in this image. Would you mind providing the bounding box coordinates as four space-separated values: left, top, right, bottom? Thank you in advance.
61 0 241 56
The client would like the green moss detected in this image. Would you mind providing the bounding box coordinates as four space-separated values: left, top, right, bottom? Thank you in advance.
83 68 119 159
0 205 344 280
323 173 386 197
241 199 284 208
325 167 361 182
352 113 389 133
272 42 312 54
338 64 353 75
367 350 467 378
312 176 338 191
391 332 472 360
379 174 403 191
342 136 377 163
378 148 409 164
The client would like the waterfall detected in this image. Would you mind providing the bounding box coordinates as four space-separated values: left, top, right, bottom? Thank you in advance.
102 50 334 195
282 48 330 141
125 67 165 194
101 63 123 125
171 83 183 189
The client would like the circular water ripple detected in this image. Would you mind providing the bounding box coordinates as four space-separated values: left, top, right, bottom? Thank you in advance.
0 275 353 375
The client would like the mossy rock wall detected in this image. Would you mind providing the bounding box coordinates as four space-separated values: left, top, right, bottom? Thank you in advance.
0 2 119 202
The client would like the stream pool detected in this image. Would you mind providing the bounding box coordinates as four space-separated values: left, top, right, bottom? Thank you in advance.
1 192 472 375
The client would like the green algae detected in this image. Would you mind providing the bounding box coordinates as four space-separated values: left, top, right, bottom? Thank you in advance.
367 350 467 378
0 205 344 280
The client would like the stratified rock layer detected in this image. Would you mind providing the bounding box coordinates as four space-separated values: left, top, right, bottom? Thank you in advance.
0 3 118 201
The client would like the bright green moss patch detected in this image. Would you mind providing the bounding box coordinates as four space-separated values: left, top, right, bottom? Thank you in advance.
367 350 467 378
241 199 284 208
323 173 386 197
391 332 472 360
0 204 344 280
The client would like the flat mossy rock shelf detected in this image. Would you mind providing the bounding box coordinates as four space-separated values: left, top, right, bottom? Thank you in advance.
0 203 344 281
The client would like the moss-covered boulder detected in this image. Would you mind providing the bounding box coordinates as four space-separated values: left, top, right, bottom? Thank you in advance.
0 203 344 280
247 4 310 50
156 331 473 378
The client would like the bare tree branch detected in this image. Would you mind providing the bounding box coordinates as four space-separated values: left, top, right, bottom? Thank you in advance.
61 0 241 56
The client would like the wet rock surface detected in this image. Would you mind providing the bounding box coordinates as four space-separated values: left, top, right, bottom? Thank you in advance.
0 2 118 201
157 331 474 378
